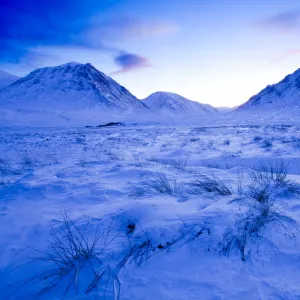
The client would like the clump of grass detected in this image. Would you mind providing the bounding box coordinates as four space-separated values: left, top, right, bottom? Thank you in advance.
247 161 300 196
222 198 297 261
0 157 12 185
4 212 121 299
291 136 300 148
133 172 182 196
21 156 40 170
125 221 211 266
247 182 271 203
189 173 232 196
253 136 262 142
77 157 88 167
147 157 188 171
225 161 299 261
1 212 210 299
261 139 273 149
250 161 287 187
190 138 200 142
169 159 188 171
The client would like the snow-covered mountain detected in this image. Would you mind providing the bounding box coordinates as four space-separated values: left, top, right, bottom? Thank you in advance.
142 92 218 116
0 62 146 112
216 106 236 114
226 68 300 124
237 68 300 111
0 69 20 90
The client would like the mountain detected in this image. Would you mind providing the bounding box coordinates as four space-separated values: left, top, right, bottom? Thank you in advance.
236 68 300 111
0 69 20 89
142 92 218 116
216 106 236 114
0 62 146 112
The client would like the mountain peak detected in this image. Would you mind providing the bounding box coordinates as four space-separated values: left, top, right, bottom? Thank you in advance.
0 62 145 112
60 61 83 67
143 91 218 115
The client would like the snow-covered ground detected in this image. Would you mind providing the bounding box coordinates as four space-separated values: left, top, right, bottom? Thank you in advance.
1 124 300 299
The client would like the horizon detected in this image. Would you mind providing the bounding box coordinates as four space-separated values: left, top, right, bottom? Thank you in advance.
1 0 300 107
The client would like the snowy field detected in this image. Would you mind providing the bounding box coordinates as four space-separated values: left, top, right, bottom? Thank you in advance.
1 124 300 299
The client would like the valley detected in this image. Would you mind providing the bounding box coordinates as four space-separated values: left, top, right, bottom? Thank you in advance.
0 124 300 299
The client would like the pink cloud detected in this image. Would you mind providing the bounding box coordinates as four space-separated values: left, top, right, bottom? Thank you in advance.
255 9 300 33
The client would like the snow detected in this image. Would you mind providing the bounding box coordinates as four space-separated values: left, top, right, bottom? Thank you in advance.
143 91 219 115
0 69 20 90
1 63 300 127
1 62 300 298
216 106 236 114
236 67 300 111
0 63 146 113
1 124 300 299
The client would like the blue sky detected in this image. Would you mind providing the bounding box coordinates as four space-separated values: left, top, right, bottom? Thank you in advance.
1 0 300 106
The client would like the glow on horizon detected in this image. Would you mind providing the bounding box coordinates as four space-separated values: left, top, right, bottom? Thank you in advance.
1 0 300 107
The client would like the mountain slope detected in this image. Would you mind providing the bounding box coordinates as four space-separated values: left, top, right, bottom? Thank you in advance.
0 70 20 89
0 62 146 112
216 106 236 114
142 92 218 115
236 68 300 111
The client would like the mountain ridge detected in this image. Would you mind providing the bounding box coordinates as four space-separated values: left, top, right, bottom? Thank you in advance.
142 91 219 116
236 68 300 111
0 62 146 112
0 69 20 90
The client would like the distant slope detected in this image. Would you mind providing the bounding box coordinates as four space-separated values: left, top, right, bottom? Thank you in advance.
0 70 20 90
236 68 300 111
0 62 146 112
216 106 235 114
142 92 219 116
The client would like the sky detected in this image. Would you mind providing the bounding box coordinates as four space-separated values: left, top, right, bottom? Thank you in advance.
1 0 300 107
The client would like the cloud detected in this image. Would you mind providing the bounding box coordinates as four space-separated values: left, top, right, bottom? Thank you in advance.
283 48 300 56
112 52 151 75
256 9 300 32
275 48 300 62
85 16 177 44
0 0 109 62
0 0 175 73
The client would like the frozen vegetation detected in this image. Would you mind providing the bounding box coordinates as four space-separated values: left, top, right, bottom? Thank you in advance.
1 63 300 298
1 124 300 299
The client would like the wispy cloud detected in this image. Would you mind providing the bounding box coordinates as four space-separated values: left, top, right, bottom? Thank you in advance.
0 0 177 73
85 17 177 43
275 48 300 62
283 48 300 56
255 9 300 33
111 52 151 75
